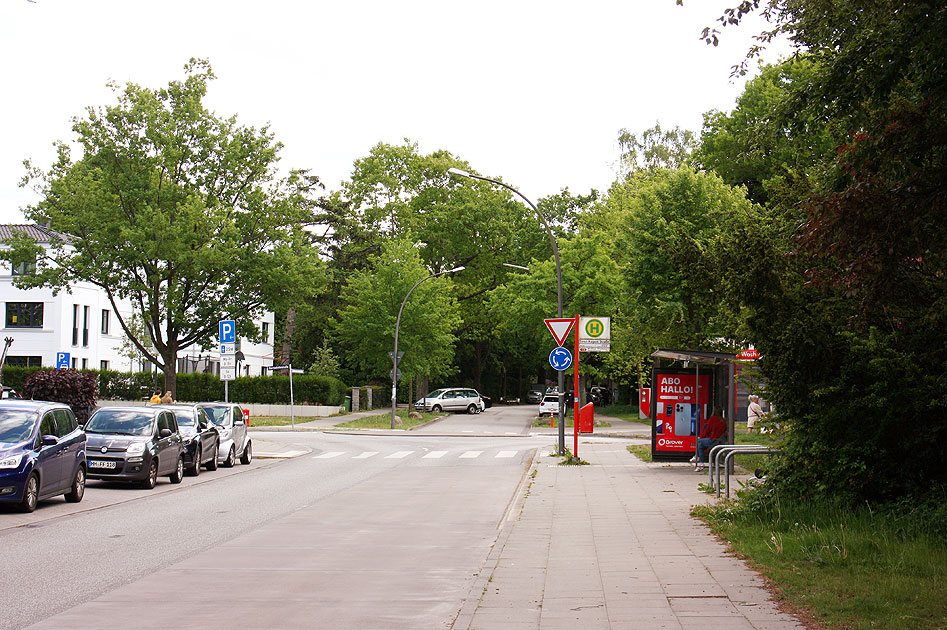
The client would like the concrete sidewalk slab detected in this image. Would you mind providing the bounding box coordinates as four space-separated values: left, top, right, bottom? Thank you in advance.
454 442 804 630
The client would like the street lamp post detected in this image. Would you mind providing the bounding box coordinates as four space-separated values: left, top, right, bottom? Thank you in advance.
448 168 567 454
391 265 466 429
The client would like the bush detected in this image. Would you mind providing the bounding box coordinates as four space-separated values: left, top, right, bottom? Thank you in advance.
22 369 98 424
0 365 45 391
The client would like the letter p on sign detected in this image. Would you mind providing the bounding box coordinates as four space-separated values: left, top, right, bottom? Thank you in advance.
219 320 236 344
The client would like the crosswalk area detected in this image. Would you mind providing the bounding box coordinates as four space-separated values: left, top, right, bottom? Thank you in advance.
311 448 529 462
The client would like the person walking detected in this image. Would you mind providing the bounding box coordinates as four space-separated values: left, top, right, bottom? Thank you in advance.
747 395 764 433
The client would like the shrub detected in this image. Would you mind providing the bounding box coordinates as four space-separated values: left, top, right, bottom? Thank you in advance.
22 369 98 424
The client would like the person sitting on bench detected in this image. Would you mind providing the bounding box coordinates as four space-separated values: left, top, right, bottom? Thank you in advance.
696 407 727 470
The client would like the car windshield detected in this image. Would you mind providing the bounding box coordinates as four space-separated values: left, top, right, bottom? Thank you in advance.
201 406 230 427
0 410 36 443
85 409 154 436
427 389 447 399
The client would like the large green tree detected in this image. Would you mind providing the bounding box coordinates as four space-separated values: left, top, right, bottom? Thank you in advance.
6 60 324 395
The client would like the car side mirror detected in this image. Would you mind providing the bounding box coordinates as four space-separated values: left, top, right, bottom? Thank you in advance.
233 418 244 426
41 435 59 446
159 428 172 438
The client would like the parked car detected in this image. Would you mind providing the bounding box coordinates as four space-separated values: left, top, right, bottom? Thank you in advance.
588 386 612 406
196 403 252 467
161 404 219 476
480 395 493 409
414 388 484 414
0 386 21 400
0 400 86 512
526 388 544 404
84 406 185 489
538 394 561 418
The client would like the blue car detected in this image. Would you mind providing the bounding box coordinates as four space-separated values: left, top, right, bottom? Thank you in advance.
0 400 87 512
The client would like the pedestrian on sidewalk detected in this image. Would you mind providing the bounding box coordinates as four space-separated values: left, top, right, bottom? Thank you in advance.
695 407 727 470
747 395 764 433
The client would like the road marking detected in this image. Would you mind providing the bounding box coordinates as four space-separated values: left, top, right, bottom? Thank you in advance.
505 432 519 435
496 451 517 458
462 430 474 433
313 451 346 459
460 451 482 459
352 452 378 459
423 451 448 459
386 451 413 459
255 450 307 459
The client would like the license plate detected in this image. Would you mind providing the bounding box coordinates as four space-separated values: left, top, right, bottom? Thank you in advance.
89 460 117 469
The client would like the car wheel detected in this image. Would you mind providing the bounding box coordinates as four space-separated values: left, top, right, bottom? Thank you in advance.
432 405 442 413
169 456 184 484
206 441 219 471
467 404 478 414
19 473 39 513
64 466 85 503
240 441 252 465
188 446 201 477
223 445 236 468
141 461 158 489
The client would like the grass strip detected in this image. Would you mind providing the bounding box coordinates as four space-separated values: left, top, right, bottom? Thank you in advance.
626 444 652 462
693 499 947 629
335 410 438 430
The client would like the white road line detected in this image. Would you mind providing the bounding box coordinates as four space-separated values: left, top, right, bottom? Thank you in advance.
460 451 482 459
313 451 346 459
496 451 517 458
352 452 378 459
386 451 414 459
505 432 519 435
462 430 474 433
423 451 448 459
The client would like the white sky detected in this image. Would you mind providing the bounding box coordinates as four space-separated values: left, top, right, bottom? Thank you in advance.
0 0 789 224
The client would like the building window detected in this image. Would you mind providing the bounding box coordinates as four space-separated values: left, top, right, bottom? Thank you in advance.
100 360 110 371
81 358 88 370
12 260 36 276
262 321 270 343
6 355 42 367
82 306 90 346
72 305 79 345
101 309 110 335
71 357 77 369
5 302 44 328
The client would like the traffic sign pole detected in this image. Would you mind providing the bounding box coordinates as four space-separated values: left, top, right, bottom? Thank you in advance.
574 313 580 458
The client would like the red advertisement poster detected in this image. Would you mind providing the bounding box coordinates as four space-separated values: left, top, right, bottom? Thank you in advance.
654 373 709 453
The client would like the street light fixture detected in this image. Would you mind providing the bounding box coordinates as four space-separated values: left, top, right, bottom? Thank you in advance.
502 263 530 271
448 167 567 454
391 265 466 429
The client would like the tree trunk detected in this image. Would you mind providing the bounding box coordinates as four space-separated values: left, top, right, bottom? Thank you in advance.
162 342 178 399
281 308 296 365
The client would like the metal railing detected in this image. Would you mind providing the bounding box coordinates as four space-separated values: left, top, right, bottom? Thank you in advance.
707 444 779 498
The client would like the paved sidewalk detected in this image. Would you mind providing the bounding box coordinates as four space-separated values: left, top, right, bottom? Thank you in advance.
453 442 804 630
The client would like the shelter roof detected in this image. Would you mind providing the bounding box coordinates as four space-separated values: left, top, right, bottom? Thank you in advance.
651 348 735 365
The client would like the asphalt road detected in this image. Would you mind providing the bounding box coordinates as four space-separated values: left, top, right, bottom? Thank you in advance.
1 405 550 629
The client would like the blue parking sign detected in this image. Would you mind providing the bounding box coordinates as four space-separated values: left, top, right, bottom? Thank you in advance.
56 352 70 369
219 320 236 344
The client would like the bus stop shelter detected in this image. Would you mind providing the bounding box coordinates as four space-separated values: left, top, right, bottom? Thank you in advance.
649 349 737 463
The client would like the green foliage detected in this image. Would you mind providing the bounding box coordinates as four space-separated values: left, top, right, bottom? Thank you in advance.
22 369 98 424
0 365 44 391
6 59 325 395
308 340 341 379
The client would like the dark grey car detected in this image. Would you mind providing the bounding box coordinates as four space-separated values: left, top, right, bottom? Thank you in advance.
161 404 219 476
84 406 185 489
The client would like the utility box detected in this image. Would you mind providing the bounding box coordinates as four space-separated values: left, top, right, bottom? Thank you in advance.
579 402 594 433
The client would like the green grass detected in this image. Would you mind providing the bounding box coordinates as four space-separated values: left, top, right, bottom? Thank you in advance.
334 409 438 430
249 416 304 427
626 444 652 462
596 403 651 424
693 499 947 630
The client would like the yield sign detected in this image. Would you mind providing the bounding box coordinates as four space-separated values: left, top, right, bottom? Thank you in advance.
544 318 575 346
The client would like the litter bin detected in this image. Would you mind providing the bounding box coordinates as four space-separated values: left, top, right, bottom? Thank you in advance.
343 395 351 412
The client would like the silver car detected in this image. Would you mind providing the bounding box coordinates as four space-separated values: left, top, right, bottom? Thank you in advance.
196 403 252 467
413 388 484 414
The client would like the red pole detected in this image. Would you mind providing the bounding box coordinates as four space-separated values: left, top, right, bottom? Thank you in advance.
573 314 580 458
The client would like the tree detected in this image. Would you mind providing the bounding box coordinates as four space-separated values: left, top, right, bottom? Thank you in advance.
331 236 462 394
5 60 325 395
617 123 697 176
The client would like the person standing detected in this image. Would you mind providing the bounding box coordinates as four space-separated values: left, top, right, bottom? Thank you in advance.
747 395 764 433
149 389 162 404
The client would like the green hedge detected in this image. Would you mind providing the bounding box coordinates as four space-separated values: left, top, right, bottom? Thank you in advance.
2 365 347 406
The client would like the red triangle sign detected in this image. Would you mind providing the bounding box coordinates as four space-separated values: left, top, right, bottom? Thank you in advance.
544 318 575 346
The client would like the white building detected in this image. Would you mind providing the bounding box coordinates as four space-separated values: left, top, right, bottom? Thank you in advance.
0 224 274 376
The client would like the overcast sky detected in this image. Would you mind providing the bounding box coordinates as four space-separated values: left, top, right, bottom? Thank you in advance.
0 0 788 224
